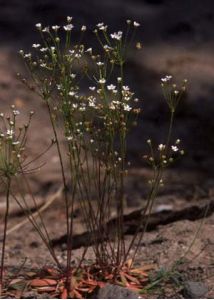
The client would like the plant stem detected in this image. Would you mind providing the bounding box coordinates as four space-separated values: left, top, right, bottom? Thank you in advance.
46 102 72 292
0 177 11 295
166 111 174 152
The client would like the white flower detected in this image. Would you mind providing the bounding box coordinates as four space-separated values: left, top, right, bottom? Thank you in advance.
176 139 181 144
122 85 130 91
35 23 42 30
79 107 86 111
97 61 104 66
19 50 24 55
110 31 123 41
32 43 40 48
133 21 140 27
40 47 48 52
96 22 104 28
12 141 20 145
69 91 76 96
99 78 106 84
158 144 165 151
124 96 131 101
88 97 96 107
42 27 49 33
70 73 76 79
171 145 179 152
99 25 107 31
161 75 172 83
117 77 122 82
6 129 14 136
67 16 73 23
85 48 92 53
89 86 96 91
52 25 60 31
66 136 73 141
109 103 116 110
174 90 179 95
103 45 113 51
107 84 116 90
81 25 87 31
126 19 131 25
123 104 132 111
64 24 74 31
13 110 20 116
24 53 31 58
90 139 94 143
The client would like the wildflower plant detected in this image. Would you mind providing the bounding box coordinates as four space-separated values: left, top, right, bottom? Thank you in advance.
0 107 34 294
128 75 187 264
19 17 187 296
0 107 61 295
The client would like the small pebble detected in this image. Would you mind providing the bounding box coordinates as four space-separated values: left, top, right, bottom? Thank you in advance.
183 281 208 299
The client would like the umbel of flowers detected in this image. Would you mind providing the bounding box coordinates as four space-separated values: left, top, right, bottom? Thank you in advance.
19 17 187 291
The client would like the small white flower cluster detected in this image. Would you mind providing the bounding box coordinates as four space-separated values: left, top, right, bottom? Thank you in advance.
21 18 143 171
145 138 184 168
122 85 134 102
110 31 123 41
161 75 172 83
52 25 60 31
96 22 108 31
0 107 34 177
158 139 182 155
109 100 132 112
161 76 188 112
87 80 136 114
133 21 140 27
63 24 74 31
36 17 75 33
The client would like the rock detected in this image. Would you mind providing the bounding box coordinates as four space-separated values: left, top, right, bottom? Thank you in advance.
183 281 208 299
96 284 139 299
37 293 52 299
23 291 52 299
22 291 38 299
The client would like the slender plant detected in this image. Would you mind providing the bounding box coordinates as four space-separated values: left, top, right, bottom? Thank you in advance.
0 107 34 294
19 18 187 293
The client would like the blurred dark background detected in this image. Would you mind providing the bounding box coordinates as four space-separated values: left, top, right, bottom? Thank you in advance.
1 0 214 175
